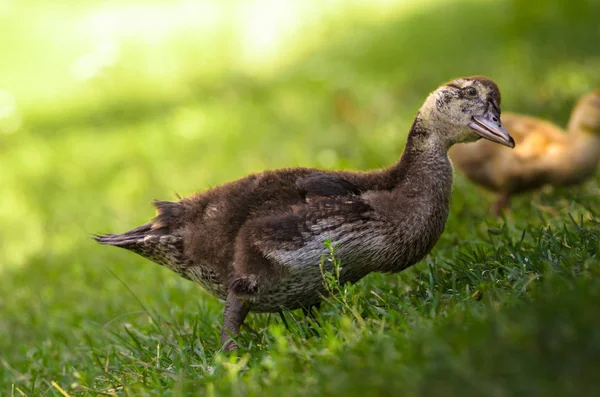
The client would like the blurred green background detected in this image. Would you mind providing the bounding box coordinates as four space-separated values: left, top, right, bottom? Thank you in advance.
1 0 599 395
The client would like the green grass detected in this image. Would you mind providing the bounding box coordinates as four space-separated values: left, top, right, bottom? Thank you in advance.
1 0 600 395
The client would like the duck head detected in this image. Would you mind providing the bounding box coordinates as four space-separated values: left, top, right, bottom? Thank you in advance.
419 76 515 148
568 90 600 135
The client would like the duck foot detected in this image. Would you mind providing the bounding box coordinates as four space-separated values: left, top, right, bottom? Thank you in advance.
221 292 250 351
492 192 511 216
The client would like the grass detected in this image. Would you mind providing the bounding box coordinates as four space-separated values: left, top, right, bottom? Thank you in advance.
1 0 600 395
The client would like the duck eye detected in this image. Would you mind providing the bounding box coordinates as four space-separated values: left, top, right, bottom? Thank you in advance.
465 87 478 98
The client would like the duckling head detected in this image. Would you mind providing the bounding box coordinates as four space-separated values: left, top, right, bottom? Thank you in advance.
568 90 600 135
418 76 515 148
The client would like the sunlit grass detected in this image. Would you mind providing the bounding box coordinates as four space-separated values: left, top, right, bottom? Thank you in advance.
0 0 429 125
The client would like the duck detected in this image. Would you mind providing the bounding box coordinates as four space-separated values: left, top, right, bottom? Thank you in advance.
449 90 600 215
95 76 514 350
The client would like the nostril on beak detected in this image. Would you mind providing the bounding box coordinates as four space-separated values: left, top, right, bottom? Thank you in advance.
492 116 498 122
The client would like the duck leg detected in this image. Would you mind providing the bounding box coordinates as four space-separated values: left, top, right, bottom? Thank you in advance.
492 192 511 216
302 302 321 320
302 302 322 337
221 292 250 351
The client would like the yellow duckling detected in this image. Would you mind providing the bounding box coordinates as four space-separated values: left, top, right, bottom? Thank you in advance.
449 90 600 214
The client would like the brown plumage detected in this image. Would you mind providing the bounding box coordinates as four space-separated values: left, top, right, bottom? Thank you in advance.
449 90 600 214
95 76 514 350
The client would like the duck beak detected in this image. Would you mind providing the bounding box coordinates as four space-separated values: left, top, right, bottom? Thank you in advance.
469 111 515 148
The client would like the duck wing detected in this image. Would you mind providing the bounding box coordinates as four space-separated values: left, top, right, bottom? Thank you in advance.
296 173 361 201
229 195 382 298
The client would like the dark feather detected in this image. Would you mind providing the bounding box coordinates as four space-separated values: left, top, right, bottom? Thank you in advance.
93 223 153 247
296 173 361 200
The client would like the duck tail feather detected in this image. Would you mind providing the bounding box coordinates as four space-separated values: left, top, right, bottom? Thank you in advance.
93 223 153 248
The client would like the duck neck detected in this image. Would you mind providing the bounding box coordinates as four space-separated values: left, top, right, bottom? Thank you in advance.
366 113 454 273
562 129 600 182
388 113 454 196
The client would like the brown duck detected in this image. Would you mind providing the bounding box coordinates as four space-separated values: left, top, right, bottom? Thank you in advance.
449 90 600 214
95 76 515 350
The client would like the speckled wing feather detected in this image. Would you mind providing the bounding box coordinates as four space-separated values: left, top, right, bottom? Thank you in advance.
228 195 387 308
